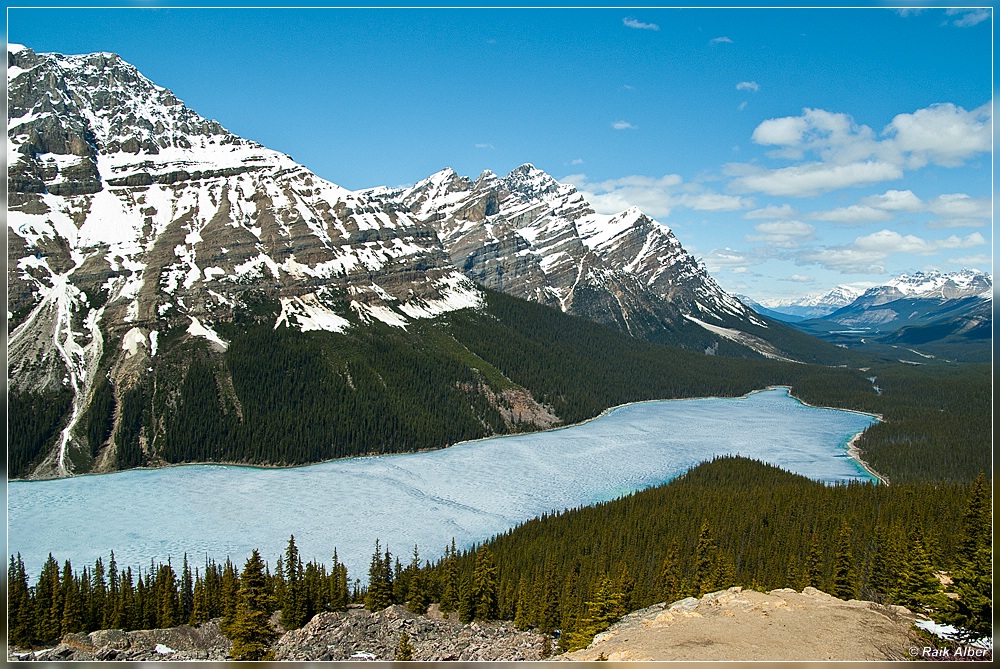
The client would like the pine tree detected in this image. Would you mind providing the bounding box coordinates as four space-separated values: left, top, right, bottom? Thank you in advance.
180 554 194 624
563 574 624 651
438 539 459 615
471 545 499 620
227 550 277 661
8 554 34 647
694 520 722 596
365 540 394 611
893 531 950 615
60 560 85 635
35 554 62 642
831 522 856 599
280 535 307 629
656 541 683 604
942 473 992 639
395 631 415 661
806 532 824 590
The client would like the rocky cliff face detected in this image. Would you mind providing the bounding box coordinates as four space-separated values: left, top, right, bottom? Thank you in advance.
363 164 761 340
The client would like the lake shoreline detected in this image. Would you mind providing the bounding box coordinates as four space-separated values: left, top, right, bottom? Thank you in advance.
10 385 883 484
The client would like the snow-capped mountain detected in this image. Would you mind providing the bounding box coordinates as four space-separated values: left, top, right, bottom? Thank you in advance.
7 45 825 479
755 285 864 319
7 44 481 477
362 164 762 341
849 270 992 308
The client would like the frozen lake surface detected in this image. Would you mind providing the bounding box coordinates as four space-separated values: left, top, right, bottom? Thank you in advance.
8 387 876 579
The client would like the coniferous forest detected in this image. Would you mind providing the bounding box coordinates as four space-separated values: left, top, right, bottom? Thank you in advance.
7 290 993 656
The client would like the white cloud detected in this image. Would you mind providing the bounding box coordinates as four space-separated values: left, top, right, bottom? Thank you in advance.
745 204 798 219
747 220 815 248
710 36 733 44
859 189 924 212
623 17 659 31
927 193 991 219
738 101 748 111
475 143 494 150
947 8 991 28
729 160 903 197
803 229 987 273
570 158 584 165
807 205 893 224
702 248 759 272
884 102 992 168
951 254 992 266
612 120 636 130
736 81 760 92
567 173 750 218
732 102 991 196
788 274 813 283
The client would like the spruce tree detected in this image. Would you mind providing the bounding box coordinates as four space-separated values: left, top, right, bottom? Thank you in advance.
438 539 459 615
227 550 276 661
471 545 499 620
35 554 62 642
893 532 950 616
657 541 683 604
8 554 34 647
942 473 992 639
280 535 307 629
365 540 394 611
831 522 856 600
60 560 84 635
395 631 415 661
806 532 824 590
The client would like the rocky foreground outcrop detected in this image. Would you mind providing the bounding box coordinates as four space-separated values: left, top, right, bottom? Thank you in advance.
8 620 231 661
560 586 923 662
272 604 550 661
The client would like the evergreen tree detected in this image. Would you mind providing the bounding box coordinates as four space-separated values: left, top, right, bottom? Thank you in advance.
280 535 307 629
35 554 62 642
438 539 459 615
227 550 276 661
893 532 950 615
806 532 824 589
60 560 85 635
8 554 34 647
471 545 499 620
831 522 856 599
180 554 194 624
406 547 430 615
365 540 394 611
942 473 992 639
656 541 683 603
395 631 415 661
562 574 622 651
694 520 723 596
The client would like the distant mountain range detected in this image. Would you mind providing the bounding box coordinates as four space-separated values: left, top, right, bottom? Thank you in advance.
740 270 993 362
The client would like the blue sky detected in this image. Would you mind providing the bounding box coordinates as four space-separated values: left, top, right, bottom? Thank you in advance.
6 5 993 301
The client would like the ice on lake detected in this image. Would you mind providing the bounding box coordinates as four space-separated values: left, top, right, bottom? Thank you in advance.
8 387 877 580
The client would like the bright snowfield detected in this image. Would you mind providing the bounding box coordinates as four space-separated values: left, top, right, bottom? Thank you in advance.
8 388 876 580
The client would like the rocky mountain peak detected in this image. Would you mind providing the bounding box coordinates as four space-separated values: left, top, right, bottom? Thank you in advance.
502 163 564 199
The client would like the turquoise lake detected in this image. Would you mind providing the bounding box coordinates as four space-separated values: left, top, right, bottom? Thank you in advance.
7 387 877 581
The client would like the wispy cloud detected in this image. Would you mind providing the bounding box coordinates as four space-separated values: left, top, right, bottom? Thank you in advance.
623 17 659 31
564 173 751 219
710 36 733 44
946 8 991 28
612 120 636 130
745 204 798 220
736 81 760 92
747 221 815 248
570 158 585 165
728 161 903 198
807 205 893 224
474 143 495 150
802 230 987 273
